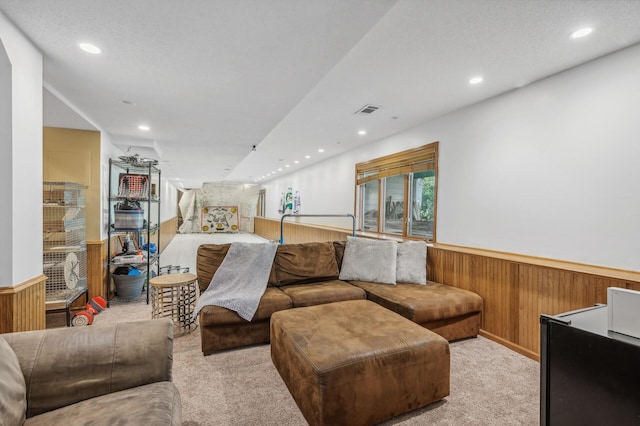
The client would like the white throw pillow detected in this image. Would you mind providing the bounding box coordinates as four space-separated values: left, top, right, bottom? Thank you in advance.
338 236 397 284
396 241 427 284
0 336 27 426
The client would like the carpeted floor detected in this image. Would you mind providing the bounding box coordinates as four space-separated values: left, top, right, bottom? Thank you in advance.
93 297 540 425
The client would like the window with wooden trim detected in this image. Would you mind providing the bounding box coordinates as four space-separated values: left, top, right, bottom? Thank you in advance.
355 142 438 242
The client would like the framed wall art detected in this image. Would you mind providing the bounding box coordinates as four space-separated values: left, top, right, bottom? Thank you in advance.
201 206 239 233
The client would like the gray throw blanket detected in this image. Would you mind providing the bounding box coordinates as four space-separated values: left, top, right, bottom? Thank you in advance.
193 241 278 321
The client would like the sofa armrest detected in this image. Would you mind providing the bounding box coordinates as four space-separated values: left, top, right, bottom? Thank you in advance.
3 318 174 418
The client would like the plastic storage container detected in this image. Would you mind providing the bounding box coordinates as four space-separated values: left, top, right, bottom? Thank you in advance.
114 210 144 230
112 274 145 300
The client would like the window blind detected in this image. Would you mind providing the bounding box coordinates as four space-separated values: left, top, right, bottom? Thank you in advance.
356 142 438 185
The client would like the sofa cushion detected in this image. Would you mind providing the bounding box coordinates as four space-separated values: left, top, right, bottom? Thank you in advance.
350 281 483 323
0 336 26 426
23 381 181 426
396 241 427 284
275 241 339 286
279 280 366 307
199 287 292 326
333 241 346 269
338 237 397 284
197 244 276 292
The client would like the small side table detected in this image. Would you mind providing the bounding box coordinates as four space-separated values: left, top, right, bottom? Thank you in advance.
149 273 198 336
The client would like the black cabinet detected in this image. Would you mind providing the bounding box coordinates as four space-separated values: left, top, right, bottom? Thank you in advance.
540 305 640 426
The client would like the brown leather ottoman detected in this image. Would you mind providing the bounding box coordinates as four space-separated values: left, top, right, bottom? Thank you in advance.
270 300 450 425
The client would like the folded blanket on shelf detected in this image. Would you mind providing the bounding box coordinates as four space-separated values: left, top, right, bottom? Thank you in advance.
193 241 278 321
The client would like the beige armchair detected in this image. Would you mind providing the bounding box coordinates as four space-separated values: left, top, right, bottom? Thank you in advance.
0 318 181 425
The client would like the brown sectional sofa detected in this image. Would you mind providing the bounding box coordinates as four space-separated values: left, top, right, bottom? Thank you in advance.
196 240 482 355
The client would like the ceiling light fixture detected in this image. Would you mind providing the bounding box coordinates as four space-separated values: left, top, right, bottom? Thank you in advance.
79 42 101 54
571 27 593 39
358 130 366 135
305 155 310 159
138 125 150 131
278 168 283 171
294 160 299 164
469 76 483 85
318 148 325 153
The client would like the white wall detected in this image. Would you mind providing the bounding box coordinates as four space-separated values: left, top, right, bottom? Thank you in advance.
263 43 640 271
263 153 357 230
160 178 178 223
0 12 43 285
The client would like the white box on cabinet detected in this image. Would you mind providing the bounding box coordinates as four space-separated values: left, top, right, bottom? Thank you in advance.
607 287 640 339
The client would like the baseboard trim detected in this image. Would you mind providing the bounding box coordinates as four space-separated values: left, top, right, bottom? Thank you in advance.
479 329 540 362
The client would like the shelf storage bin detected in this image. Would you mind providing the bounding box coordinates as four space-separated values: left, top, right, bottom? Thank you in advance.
112 274 146 300
114 209 144 231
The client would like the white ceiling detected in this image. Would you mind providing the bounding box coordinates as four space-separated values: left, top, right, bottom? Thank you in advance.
2 0 640 189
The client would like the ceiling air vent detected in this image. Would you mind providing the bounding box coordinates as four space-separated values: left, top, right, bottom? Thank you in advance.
354 104 381 115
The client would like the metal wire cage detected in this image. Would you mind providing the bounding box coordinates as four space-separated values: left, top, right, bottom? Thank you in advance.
43 182 88 306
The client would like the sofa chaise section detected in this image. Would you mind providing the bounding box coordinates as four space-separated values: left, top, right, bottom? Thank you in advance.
349 280 483 341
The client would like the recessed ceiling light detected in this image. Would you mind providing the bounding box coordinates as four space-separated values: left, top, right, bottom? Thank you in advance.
278 168 283 171
138 125 150 131
294 160 299 164
305 155 310 159
358 130 366 135
267 173 271 176
79 42 101 54
469 76 483 85
571 27 593 39
318 148 325 153
285 165 290 168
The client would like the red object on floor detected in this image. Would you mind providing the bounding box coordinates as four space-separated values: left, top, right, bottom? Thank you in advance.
86 296 107 314
72 310 94 326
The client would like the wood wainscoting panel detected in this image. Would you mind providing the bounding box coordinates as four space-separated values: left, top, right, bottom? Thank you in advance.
159 216 177 253
429 244 640 360
87 240 106 300
429 249 520 347
0 275 47 333
517 265 640 355
254 217 352 244
254 217 279 241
